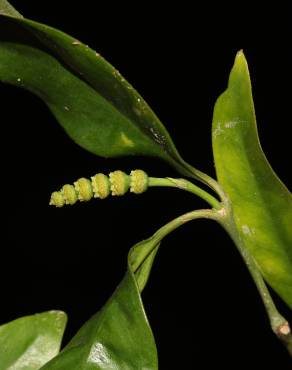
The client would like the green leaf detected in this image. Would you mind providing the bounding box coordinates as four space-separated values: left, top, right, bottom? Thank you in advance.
0 0 22 18
40 238 160 370
212 51 292 308
0 310 67 370
0 14 194 177
39 208 212 369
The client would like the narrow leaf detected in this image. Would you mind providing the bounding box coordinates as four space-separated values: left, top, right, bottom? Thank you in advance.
40 237 160 370
0 311 67 370
212 51 292 308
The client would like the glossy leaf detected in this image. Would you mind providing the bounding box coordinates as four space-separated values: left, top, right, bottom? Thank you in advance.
212 51 292 308
0 310 67 370
40 238 160 370
0 13 194 177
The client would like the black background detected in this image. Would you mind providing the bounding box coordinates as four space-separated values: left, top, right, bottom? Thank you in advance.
0 2 291 368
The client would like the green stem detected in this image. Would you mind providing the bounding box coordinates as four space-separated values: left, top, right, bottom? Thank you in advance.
134 200 292 355
148 177 221 210
130 208 218 275
216 206 292 356
130 208 220 293
164 156 225 201
152 208 217 241
177 160 226 201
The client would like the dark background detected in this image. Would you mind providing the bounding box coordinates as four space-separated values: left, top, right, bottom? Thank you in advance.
0 2 291 368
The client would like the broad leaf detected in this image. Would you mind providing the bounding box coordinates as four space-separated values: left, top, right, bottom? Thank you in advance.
0 12 195 178
212 51 292 308
40 238 160 370
0 310 67 370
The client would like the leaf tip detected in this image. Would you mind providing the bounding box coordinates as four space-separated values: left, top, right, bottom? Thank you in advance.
232 49 250 76
46 310 68 332
236 48 245 58
0 0 23 18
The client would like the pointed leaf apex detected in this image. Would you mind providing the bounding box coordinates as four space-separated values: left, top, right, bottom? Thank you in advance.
232 50 250 76
0 0 22 17
225 50 252 96
236 49 245 57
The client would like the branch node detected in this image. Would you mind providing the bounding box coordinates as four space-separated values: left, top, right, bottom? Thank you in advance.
277 322 291 337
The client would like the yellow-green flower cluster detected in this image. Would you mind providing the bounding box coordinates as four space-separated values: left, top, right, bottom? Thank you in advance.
49 170 148 207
